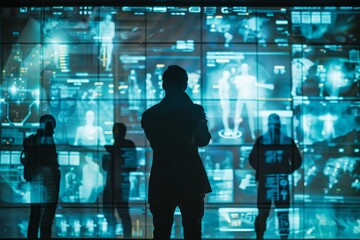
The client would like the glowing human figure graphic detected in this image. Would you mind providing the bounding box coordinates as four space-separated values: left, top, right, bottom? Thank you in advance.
128 69 141 110
326 64 344 96
80 153 104 202
74 110 106 146
319 113 338 140
233 63 257 140
86 219 96 236
73 219 81 237
99 14 115 71
64 167 78 202
302 114 313 144
218 70 233 138
60 219 68 237
100 218 108 236
145 73 156 108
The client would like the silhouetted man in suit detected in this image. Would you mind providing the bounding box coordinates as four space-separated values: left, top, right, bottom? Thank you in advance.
249 113 302 240
102 123 135 237
24 114 60 239
141 65 212 240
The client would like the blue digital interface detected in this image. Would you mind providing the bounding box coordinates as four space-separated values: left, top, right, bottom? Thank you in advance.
0 6 359 239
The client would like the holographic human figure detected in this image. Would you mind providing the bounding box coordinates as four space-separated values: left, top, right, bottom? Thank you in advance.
233 63 257 140
86 219 96 236
74 110 106 146
99 14 115 71
73 219 81 237
218 70 232 137
146 73 156 108
319 113 338 140
64 167 78 202
128 69 141 110
81 152 103 202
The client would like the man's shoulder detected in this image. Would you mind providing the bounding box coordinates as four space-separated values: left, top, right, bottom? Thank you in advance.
192 103 205 111
124 139 136 147
141 103 163 126
142 103 163 117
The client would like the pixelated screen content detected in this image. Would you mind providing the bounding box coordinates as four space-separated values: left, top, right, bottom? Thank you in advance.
0 5 359 239
0 148 146 204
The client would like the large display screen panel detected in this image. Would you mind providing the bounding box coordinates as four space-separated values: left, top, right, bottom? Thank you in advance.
0 147 146 205
300 147 360 204
302 206 360 239
58 149 146 204
204 99 292 144
204 44 291 101
292 44 360 98
146 6 201 43
113 44 146 146
50 97 113 146
203 7 290 46
116 44 146 101
100 7 146 44
291 7 360 44
293 99 360 144
1 8 41 44
44 41 114 145
0 5 360 240
1 43 44 146
42 7 99 44
42 6 146 44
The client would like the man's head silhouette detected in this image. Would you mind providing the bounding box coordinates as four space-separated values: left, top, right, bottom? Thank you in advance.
268 113 281 130
268 113 281 143
162 65 188 91
113 123 126 141
40 114 56 136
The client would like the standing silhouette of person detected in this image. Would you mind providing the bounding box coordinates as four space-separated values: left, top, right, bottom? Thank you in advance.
23 114 60 239
249 113 302 240
141 65 212 240
102 123 135 237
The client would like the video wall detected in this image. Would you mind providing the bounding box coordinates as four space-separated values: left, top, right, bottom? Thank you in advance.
0 5 359 239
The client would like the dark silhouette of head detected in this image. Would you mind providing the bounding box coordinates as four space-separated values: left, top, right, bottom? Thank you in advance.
268 113 281 143
40 114 56 136
113 123 126 141
268 113 281 130
162 65 188 91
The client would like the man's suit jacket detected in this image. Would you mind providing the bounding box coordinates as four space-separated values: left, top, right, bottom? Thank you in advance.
141 89 212 203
